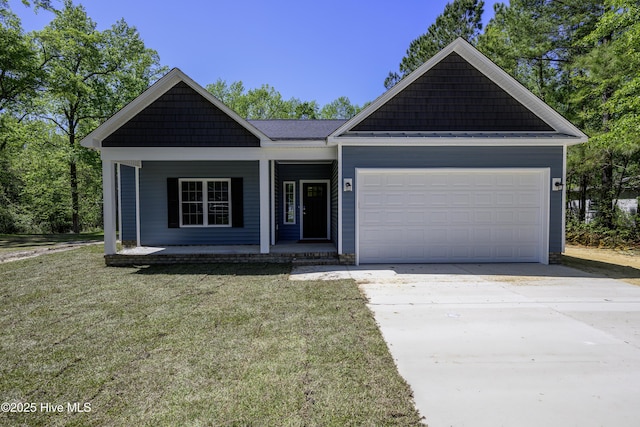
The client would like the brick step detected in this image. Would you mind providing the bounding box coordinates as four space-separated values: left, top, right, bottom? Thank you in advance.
105 252 343 266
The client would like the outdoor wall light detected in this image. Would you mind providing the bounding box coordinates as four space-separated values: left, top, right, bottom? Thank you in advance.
552 178 563 191
343 178 353 192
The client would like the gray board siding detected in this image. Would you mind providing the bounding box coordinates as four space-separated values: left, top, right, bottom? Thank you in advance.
119 165 137 242
139 161 259 246
277 163 332 241
103 82 259 147
352 52 553 133
341 146 563 254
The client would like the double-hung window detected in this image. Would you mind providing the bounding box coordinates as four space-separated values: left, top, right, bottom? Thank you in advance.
179 179 231 227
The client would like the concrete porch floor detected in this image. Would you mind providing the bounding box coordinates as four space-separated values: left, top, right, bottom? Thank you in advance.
117 241 336 256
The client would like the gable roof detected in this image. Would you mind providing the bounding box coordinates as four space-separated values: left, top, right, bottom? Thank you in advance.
80 68 270 149
329 38 587 145
249 119 346 141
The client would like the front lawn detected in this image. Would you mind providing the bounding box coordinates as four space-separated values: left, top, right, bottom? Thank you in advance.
0 245 421 426
0 233 103 254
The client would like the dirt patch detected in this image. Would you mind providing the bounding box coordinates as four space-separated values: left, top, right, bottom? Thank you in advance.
563 244 640 286
0 242 101 263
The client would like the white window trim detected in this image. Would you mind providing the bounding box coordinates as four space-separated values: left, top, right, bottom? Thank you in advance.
178 178 232 228
283 181 296 225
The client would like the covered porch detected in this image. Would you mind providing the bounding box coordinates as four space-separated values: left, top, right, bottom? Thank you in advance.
104 241 342 266
100 146 341 265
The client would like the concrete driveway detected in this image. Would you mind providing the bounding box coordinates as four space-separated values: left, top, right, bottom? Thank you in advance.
291 263 640 427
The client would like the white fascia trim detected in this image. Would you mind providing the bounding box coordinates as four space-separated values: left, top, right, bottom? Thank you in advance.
328 38 588 142
80 68 272 149
99 146 338 162
261 140 328 148
333 137 587 146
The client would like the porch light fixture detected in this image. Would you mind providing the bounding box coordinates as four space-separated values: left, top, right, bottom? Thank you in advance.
552 178 563 191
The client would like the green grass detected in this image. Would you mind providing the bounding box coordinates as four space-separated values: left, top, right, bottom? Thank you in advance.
0 245 421 426
0 233 103 253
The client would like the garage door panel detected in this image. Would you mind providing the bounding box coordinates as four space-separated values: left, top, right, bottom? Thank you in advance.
474 211 494 224
406 211 426 224
427 211 449 225
451 193 472 207
385 193 405 206
357 169 548 263
407 193 427 206
429 193 450 206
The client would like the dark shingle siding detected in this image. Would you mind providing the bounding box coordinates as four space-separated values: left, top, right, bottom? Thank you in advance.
103 82 260 147
352 52 553 132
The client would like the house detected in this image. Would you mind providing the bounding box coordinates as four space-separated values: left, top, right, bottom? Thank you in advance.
81 38 587 265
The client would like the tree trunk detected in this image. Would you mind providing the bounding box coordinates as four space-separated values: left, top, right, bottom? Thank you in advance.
579 173 588 222
598 33 614 229
600 158 614 228
70 131 80 234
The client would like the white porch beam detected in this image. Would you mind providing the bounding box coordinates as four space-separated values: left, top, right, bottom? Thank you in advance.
102 159 117 255
99 146 337 162
259 159 270 254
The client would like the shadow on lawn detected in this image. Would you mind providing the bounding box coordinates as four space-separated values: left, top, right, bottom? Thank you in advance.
0 233 103 250
561 255 640 283
133 262 291 276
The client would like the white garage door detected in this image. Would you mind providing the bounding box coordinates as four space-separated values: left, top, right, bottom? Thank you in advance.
357 169 549 264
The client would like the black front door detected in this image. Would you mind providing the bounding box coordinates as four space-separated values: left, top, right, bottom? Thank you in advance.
302 182 328 239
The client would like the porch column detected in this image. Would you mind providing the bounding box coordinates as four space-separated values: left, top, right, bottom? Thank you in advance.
259 158 270 253
135 166 141 247
102 159 117 255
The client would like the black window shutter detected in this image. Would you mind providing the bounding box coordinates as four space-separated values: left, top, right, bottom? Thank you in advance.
231 178 243 228
167 178 180 228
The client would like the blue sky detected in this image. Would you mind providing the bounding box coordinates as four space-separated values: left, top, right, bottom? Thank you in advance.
10 0 499 107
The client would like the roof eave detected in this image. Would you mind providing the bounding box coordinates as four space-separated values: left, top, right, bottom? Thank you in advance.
329 136 588 146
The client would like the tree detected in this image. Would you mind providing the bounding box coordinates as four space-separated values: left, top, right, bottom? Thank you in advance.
0 8 41 116
207 80 359 120
320 96 360 119
385 0 484 89
34 0 164 233
569 0 640 228
206 79 246 113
